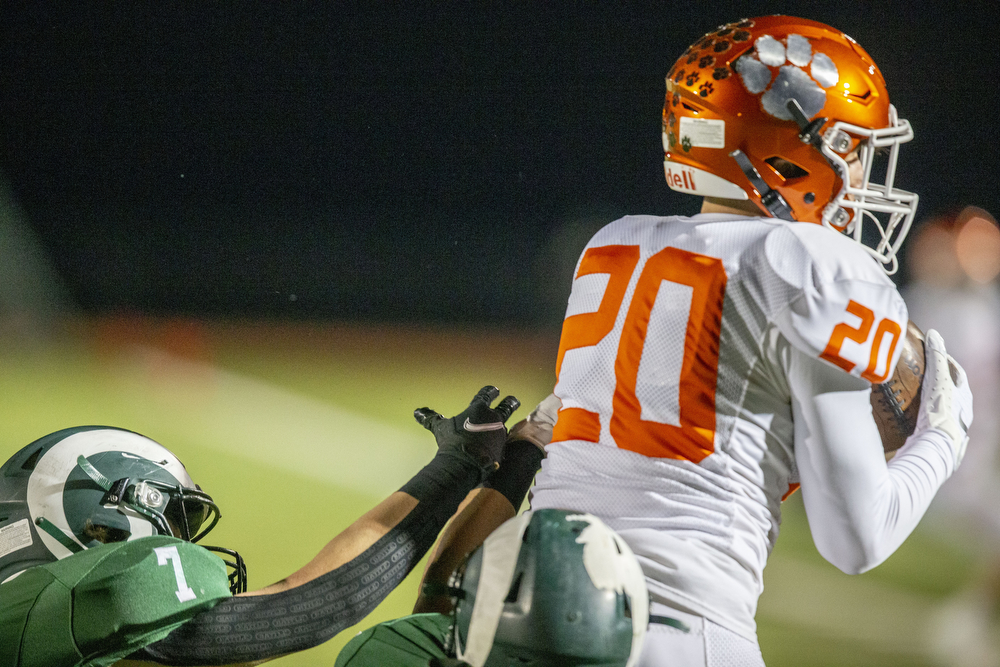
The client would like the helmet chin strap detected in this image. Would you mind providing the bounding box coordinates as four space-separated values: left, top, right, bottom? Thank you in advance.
35 516 85 553
732 98 861 227
785 98 827 149
728 149 795 221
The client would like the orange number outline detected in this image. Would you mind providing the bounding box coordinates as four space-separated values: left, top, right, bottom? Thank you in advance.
820 300 902 382
820 300 874 373
555 245 640 377
610 247 727 462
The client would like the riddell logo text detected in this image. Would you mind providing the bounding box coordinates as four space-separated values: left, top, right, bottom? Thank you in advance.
666 166 697 192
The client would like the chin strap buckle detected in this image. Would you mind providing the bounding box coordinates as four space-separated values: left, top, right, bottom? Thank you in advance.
100 477 131 506
729 149 795 221
786 99 828 148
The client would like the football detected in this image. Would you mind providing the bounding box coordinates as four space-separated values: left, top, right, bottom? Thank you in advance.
870 320 925 454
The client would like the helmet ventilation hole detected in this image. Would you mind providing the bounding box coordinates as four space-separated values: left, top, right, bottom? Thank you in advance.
83 521 131 544
21 447 43 471
505 572 524 603
764 157 809 180
804 192 816 204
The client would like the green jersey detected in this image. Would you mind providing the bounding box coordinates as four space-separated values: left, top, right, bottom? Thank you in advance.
335 613 459 667
0 535 231 667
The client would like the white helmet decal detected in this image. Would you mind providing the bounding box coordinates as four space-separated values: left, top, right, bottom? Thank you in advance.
455 511 533 667
25 429 193 558
735 34 840 120
568 514 649 667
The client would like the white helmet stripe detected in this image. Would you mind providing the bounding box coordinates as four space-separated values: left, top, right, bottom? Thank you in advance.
456 511 534 667
26 429 193 557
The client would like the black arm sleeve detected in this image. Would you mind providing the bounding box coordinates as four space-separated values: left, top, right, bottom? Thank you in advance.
131 452 479 665
481 439 545 511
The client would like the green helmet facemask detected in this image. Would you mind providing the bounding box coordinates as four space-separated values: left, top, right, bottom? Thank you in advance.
0 426 245 593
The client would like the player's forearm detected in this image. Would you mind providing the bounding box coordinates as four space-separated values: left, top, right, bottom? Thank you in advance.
253 492 419 594
132 450 483 665
790 350 954 574
255 444 487 594
413 487 516 613
413 436 545 613
807 432 953 574
875 427 954 534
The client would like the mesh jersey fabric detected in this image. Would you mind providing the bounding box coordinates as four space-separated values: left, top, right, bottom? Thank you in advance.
0 535 230 667
704 620 766 667
334 612 453 667
531 213 909 640
637 602 764 667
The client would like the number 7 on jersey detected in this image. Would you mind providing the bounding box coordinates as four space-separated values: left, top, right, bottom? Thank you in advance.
155 545 198 603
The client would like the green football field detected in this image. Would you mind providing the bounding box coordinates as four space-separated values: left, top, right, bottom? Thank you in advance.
1 316 988 666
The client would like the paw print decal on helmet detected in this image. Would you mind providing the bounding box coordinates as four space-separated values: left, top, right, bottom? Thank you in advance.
735 34 840 120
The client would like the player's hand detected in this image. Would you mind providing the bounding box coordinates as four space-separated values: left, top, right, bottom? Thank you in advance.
414 386 520 477
506 393 561 451
916 330 973 468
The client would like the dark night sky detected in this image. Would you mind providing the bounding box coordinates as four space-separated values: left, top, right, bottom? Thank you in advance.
1 2 996 325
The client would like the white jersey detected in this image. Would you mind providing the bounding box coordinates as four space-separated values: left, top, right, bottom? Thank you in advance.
531 213 954 642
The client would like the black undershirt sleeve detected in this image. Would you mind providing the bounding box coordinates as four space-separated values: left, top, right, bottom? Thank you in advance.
482 439 545 511
131 451 479 665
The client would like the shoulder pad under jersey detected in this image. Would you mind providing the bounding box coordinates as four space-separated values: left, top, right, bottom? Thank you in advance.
2 536 231 667
764 223 908 382
72 536 231 659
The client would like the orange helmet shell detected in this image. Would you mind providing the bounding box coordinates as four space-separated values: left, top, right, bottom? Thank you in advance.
663 16 892 223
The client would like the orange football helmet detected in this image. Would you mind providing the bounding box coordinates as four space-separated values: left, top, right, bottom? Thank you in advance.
662 16 917 273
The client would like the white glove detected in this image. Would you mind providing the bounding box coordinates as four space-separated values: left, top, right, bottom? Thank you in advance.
506 393 562 451
915 329 973 469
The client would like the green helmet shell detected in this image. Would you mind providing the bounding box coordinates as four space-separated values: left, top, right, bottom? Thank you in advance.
453 509 649 667
0 426 219 584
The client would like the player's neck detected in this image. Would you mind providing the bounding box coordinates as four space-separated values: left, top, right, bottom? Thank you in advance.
701 197 763 217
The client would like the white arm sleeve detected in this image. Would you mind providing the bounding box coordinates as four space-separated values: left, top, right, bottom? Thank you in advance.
788 344 956 574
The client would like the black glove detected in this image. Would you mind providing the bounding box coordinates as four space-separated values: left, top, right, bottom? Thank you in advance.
414 386 520 478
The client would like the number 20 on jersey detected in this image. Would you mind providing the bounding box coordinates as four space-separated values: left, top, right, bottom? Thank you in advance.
552 244 726 464
552 244 902 465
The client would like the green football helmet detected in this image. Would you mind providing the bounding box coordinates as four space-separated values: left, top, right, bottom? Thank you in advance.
0 426 244 592
449 509 649 667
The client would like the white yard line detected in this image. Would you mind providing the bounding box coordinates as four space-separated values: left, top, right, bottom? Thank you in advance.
113 346 435 497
